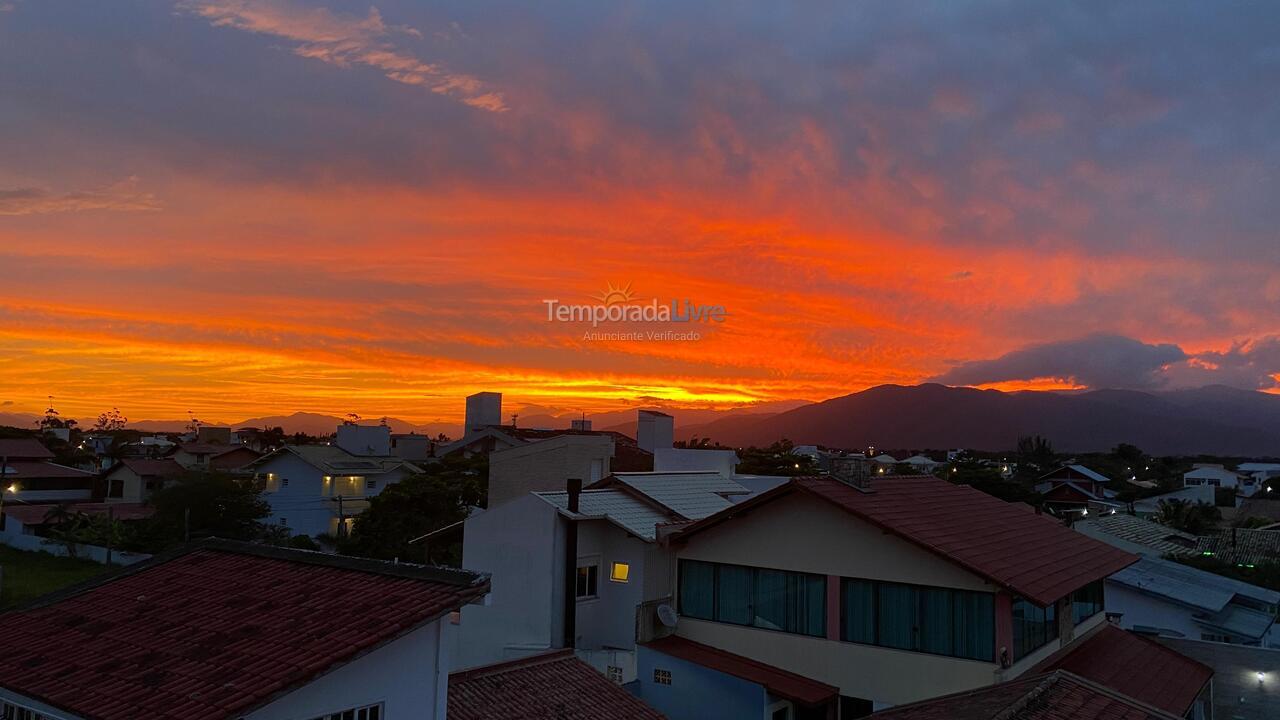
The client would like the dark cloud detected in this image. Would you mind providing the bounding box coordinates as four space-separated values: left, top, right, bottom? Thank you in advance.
1167 338 1280 391
932 334 1188 389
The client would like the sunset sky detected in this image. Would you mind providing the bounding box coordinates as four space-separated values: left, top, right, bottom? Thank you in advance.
2 1 1279 425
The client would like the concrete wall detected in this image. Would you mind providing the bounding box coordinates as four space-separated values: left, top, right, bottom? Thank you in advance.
653 449 737 477
637 411 674 453
247 618 450 720
634 643 768 720
0 521 150 566
104 465 146 504
335 425 391 456
465 392 502 433
575 520 651 654
455 494 566 669
488 435 613 507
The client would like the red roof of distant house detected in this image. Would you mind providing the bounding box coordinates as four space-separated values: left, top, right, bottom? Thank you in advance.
0 539 488 720
869 670 1180 720
449 649 666 720
0 438 55 460
110 458 186 478
673 476 1138 606
1033 625 1212 716
0 461 94 479
175 442 236 455
642 635 838 707
4 501 154 525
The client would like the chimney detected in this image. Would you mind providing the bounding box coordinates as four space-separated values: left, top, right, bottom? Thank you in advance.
562 477 583 649
831 456 873 492
636 410 674 453
571 418 592 431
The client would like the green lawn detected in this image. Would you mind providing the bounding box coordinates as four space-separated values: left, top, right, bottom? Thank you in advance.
0 545 111 608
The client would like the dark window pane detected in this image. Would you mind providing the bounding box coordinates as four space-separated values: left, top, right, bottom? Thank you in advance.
678 560 715 620
918 587 953 656
953 591 995 661
841 579 875 643
877 583 918 650
717 564 753 625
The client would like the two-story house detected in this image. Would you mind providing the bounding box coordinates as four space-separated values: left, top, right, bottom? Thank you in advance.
1035 464 1117 514
248 424 423 537
639 475 1138 717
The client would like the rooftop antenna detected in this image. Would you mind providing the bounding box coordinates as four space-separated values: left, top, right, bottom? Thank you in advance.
510 413 518 428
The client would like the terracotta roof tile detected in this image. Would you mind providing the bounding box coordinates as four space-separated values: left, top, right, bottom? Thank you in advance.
0 438 55 460
0 540 488 720
1033 625 1213 716
449 650 665 720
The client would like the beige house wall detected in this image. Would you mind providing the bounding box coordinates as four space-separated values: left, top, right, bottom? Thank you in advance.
488 435 614 507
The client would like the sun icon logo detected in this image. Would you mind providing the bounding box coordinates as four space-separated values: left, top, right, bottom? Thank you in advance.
593 281 636 306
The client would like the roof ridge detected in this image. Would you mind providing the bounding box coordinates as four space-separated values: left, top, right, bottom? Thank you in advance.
450 648 576 681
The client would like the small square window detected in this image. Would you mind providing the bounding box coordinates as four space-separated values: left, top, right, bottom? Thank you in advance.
654 668 672 685
610 562 630 583
606 665 623 684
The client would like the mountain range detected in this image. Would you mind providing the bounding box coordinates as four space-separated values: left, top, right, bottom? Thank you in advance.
4 385 1278 455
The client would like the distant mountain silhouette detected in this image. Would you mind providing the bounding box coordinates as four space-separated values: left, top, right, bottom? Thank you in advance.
696 384 1280 456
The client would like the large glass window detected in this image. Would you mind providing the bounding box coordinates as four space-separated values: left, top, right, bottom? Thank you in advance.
677 559 826 637
1011 596 1058 661
1071 580 1103 625
840 578 994 662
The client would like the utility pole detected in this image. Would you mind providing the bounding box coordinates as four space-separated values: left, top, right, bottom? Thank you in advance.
337 495 346 539
105 506 114 566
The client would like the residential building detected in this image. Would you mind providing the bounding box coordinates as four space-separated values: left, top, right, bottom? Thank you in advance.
488 433 615 507
391 432 432 462
1073 511 1199 558
1035 465 1116 514
637 635 840 720
0 438 95 504
664 475 1138 712
455 471 758 680
0 538 489 720
637 409 675 453
248 424 423 537
653 448 739 477
449 649 665 720
100 457 185 503
1126 484 1217 519
901 454 941 473
171 442 261 471
1184 464 1258 497
1106 555 1280 646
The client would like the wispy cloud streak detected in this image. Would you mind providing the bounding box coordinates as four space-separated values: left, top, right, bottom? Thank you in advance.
0 179 159 216
179 0 506 111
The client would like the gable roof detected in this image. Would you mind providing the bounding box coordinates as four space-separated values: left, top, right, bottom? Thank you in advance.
107 458 186 478
642 635 837 707
1110 555 1280 612
868 670 1180 720
253 444 421 476
595 472 748 520
449 649 665 720
1074 513 1199 557
1038 464 1111 485
0 539 488 720
0 461 94 479
1196 527 1280 565
672 476 1137 606
1033 625 1212 717
536 488 675 541
0 438 55 460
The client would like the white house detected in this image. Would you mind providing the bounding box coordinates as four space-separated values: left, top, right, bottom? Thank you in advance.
0 539 489 720
1106 555 1280 647
1184 464 1258 497
248 424 423 537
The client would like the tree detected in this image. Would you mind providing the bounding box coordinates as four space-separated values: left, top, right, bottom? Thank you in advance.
1154 499 1221 534
1111 443 1144 467
735 440 817 476
343 466 485 564
93 407 128 432
1016 435 1055 470
140 471 272 550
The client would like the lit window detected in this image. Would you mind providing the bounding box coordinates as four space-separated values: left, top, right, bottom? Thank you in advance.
610 562 631 583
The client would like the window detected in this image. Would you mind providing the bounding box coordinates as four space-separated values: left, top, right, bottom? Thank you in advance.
308 703 382 720
1201 632 1228 642
1011 596 1058 661
281 477 290 488
653 668 672 685
839 578 994 661
576 563 599 599
677 559 825 637
610 561 630 582
769 703 792 720
606 665 623 684
1071 580 1104 625
108 479 125 499
1 701 56 720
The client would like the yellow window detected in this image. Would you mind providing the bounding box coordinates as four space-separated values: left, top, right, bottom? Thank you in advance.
610 562 630 583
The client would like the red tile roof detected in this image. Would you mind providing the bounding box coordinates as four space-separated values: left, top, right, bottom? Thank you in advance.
4 502 154 525
673 476 1138 606
449 649 666 720
0 438 55 460
642 635 838 707
1033 625 1213 716
111 458 186 478
869 670 1180 720
1 460 94 479
0 539 488 720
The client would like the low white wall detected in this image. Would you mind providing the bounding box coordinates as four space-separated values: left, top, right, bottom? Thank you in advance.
0 532 150 566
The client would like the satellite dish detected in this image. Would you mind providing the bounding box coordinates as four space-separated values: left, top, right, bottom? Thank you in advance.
656 604 678 628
